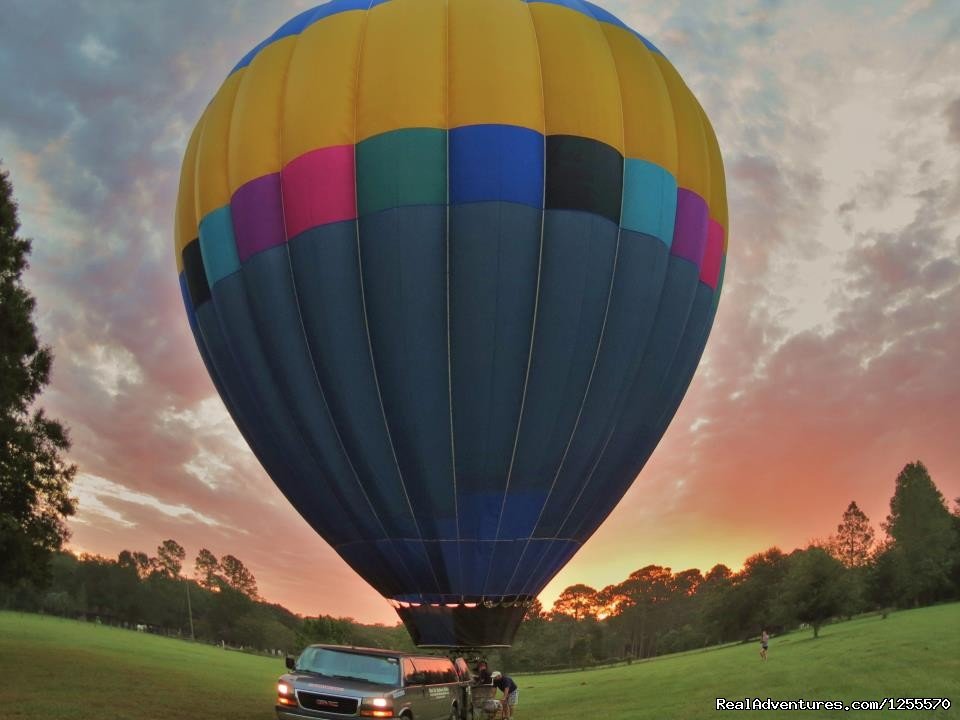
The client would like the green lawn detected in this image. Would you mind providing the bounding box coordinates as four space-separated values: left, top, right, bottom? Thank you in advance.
1 604 957 719
518 604 959 719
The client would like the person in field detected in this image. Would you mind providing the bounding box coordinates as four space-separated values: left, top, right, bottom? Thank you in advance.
492 671 519 718
760 629 770 661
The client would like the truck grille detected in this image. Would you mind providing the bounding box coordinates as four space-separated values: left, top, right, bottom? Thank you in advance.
296 691 359 715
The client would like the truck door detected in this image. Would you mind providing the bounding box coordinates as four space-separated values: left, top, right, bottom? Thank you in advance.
423 657 457 720
402 658 430 719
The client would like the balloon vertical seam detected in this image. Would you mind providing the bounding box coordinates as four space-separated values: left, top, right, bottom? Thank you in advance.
500 1 630 596
550 51 684 542
477 0 550 603
351 0 442 603
277 18 425 597
556 62 709 542
441 0 466 604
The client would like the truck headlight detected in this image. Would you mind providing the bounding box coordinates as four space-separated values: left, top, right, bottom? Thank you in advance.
360 697 394 717
277 683 291 695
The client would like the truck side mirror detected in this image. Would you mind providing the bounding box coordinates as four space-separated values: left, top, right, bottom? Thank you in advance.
285 655 296 670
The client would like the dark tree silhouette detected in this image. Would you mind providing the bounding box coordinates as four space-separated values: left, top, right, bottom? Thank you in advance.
781 547 851 638
524 597 545 622
118 550 153 580
155 539 186 578
219 554 258 599
733 548 790 631
0 167 76 587
552 584 598 621
883 461 954 604
868 540 909 615
609 565 674 658
703 564 733 584
195 548 220 589
828 501 875 568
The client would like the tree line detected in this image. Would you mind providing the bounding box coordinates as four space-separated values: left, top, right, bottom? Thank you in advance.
4 460 953 671
0 541 411 654
494 460 960 673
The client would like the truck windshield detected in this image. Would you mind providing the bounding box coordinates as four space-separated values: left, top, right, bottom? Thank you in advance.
296 648 400 686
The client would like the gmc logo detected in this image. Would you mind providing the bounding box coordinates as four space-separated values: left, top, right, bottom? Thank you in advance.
315 699 339 707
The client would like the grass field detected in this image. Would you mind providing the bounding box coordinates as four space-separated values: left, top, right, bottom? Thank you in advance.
1 604 957 719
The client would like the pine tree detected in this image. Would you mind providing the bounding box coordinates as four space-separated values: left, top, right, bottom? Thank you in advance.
155 539 186 578
219 554 259 599
0 166 76 586
118 550 154 579
883 461 953 605
195 548 220 589
829 501 875 568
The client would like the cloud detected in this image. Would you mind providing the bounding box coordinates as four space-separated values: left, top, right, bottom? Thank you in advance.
947 98 960 146
74 473 225 528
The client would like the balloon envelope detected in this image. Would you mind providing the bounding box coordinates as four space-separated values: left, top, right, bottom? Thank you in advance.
175 0 728 648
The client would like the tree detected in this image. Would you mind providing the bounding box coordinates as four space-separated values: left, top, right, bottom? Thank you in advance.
118 550 153 580
703 564 733 584
219 554 258 599
607 566 674 658
661 568 703 641
781 546 851 638
867 540 909 615
551 584 598 658
699 564 736 644
155 539 186 578
299 615 352 646
733 548 790 633
551 584 598 621
828 501 875 568
0 167 76 587
195 549 220 589
670 568 703 596
524 597 545 622
883 461 954 604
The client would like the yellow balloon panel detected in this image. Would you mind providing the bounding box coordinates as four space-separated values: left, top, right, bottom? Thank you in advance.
699 102 728 240
448 0 544 132
601 23 678 175
195 73 241 219
654 54 710 200
175 115 204 272
282 10 366 163
228 37 296 192
527 2 624 152
357 0 447 141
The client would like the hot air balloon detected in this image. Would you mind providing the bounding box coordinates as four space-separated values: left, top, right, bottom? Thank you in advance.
174 0 727 649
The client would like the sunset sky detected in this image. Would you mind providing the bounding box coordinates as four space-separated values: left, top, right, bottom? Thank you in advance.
1 0 958 625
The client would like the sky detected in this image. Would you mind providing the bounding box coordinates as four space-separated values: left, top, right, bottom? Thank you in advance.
1 0 958 625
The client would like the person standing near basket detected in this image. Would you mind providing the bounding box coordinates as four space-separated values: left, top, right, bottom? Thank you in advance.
475 659 492 685
491 671 518 718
